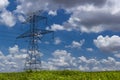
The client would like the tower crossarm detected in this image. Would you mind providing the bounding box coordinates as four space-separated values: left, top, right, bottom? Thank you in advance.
16 29 53 39
16 30 31 39
37 29 54 35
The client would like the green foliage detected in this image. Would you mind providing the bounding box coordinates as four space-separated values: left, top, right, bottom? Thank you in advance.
0 70 120 80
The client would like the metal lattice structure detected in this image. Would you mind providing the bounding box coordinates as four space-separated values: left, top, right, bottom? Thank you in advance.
16 10 54 70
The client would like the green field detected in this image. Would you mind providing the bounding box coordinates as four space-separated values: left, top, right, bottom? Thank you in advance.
0 70 120 80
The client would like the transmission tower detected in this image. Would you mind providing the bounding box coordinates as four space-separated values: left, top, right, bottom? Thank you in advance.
16 10 54 70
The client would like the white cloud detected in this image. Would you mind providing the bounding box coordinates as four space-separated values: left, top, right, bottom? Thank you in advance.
63 0 120 33
0 0 9 10
86 48 94 52
44 41 50 44
50 24 65 31
43 50 120 71
0 51 4 56
15 0 50 14
20 49 27 53
51 0 106 8
46 50 77 70
52 50 70 58
54 37 61 45
0 45 27 72
14 0 120 32
0 0 16 27
77 56 120 71
0 10 16 27
94 35 120 52
80 26 104 33
1 48 120 72
17 15 25 22
9 45 19 55
48 24 72 31
108 0 120 14
65 39 85 48
114 53 120 58
48 10 57 16
0 44 45 72
15 0 107 15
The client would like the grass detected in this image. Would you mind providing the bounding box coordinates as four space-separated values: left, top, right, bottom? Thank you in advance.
0 70 120 80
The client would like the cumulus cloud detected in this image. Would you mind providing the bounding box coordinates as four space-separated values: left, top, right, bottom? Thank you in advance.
86 48 94 52
54 37 61 45
43 50 120 71
17 15 25 22
52 0 107 8
94 35 120 52
46 50 76 70
0 0 116 31
1 48 120 72
15 0 50 14
63 0 120 33
49 24 65 31
114 53 120 58
15 0 107 14
48 0 120 33
14 0 120 32
48 10 57 16
65 39 85 49
0 0 9 10
63 2 120 33
0 10 16 27
0 45 27 72
9 45 19 55
0 0 16 27
48 24 72 31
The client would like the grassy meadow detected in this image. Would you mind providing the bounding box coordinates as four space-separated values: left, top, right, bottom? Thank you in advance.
0 70 120 80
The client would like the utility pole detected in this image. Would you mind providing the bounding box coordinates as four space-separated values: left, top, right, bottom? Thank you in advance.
16 10 54 70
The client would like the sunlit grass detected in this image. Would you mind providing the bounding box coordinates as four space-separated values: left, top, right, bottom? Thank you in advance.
0 70 120 80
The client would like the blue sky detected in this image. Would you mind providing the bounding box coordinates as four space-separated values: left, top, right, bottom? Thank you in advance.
0 0 120 72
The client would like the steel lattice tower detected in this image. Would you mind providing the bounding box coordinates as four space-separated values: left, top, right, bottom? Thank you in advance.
16 11 53 70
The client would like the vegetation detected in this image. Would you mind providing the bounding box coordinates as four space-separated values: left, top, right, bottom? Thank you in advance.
0 70 120 80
